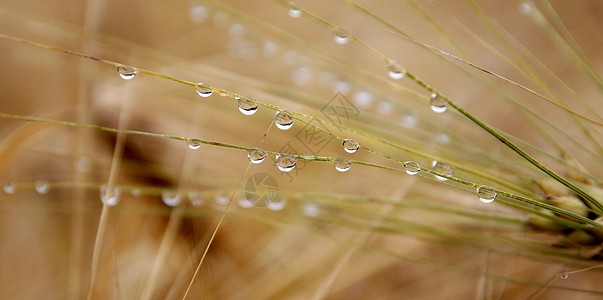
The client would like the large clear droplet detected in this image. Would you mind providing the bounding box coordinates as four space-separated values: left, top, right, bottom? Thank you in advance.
248 148 268 164
387 61 405 80
334 159 352 172
432 161 454 181
342 139 359 153
196 83 213 98
186 139 202 150
3 181 15 194
559 271 569 279
404 161 420 175
117 66 137 80
430 93 448 113
276 155 297 172
288 3 302 18
100 185 120 206
35 180 49 194
189 191 204 207
238 97 258 115
275 110 294 130
162 190 181 207
477 185 497 204
267 197 287 211
334 29 349 45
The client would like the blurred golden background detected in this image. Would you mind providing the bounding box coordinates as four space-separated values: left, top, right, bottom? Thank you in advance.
0 0 602 299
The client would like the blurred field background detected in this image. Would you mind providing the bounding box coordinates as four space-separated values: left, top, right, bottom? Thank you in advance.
0 0 602 299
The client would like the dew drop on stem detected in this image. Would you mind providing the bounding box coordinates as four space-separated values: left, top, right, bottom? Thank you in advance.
186 139 202 150
162 190 181 207
248 148 268 164
432 161 454 181
276 155 297 172
35 180 49 194
238 97 258 115
288 3 302 18
342 139 359 153
477 185 497 204
100 185 120 206
334 29 349 45
404 161 420 175
387 61 405 80
3 181 15 194
430 93 448 113
117 66 137 80
275 110 294 130
196 83 213 97
334 159 352 172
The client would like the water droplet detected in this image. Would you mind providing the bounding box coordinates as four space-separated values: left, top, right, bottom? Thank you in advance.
248 148 268 164
100 185 120 206
432 161 454 181
300 153 314 160
196 83 213 97
404 161 420 175
401 115 418 128
477 185 497 204
387 61 405 80
288 3 302 18
35 180 49 194
189 191 204 207
237 98 258 115
560 271 569 279
186 139 202 150
117 66 137 80
303 203 320 217
229 23 246 38
238 198 254 208
292 66 313 86
334 29 349 45
215 195 229 205
268 197 287 211
161 190 181 207
519 2 532 15
342 139 359 153
353 91 372 108
3 181 15 194
334 159 352 172
189 5 209 23
377 102 393 115
75 156 91 172
275 110 294 130
430 93 448 113
276 155 297 172
131 188 141 196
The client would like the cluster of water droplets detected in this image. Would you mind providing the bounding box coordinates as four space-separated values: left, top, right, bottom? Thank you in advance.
117 66 137 80
274 110 294 130
342 139 359 153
